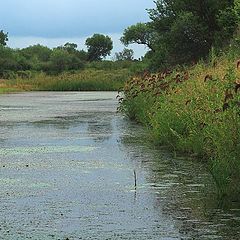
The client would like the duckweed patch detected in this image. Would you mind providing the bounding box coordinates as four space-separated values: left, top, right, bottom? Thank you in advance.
0 145 97 156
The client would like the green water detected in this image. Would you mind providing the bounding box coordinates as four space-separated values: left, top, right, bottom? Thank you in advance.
0 92 239 239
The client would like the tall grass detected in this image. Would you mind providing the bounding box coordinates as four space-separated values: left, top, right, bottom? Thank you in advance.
4 69 131 92
120 50 240 198
0 79 27 93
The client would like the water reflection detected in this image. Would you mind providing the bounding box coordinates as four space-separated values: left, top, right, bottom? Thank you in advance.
32 112 113 143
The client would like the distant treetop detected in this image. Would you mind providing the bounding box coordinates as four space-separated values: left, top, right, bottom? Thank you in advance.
0 30 8 46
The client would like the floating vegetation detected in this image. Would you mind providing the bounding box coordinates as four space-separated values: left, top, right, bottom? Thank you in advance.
0 145 97 156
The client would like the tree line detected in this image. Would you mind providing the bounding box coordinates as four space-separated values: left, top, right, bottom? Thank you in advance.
1 0 239 78
0 32 135 78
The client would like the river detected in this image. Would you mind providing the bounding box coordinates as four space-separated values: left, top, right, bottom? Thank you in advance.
0 92 239 239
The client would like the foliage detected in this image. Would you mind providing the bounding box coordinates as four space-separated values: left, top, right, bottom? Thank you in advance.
0 46 20 76
85 34 113 61
120 47 240 198
0 41 88 75
115 48 134 61
121 23 156 51
61 42 78 53
122 0 240 69
0 30 8 46
49 49 70 72
20 44 52 62
235 0 240 20
49 48 84 73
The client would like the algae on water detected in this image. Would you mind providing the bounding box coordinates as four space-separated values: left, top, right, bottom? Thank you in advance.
0 145 97 156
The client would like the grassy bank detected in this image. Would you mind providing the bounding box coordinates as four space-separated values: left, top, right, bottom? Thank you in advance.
120 51 240 198
1 68 131 92
0 80 26 93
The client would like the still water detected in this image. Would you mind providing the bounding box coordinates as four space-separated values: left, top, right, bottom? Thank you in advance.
0 92 239 240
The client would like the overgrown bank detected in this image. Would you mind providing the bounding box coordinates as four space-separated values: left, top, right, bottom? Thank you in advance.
119 49 240 198
0 68 133 92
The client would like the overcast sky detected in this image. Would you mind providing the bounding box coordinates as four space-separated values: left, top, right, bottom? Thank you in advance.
1 0 155 58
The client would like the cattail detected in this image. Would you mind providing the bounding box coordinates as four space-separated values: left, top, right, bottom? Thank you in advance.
160 83 169 91
224 89 234 102
175 73 181 83
199 122 207 129
237 60 240 69
235 80 240 93
142 70 150 78
223 102 230 111
184 71 189 81
204 74 213 82
214 108 222 114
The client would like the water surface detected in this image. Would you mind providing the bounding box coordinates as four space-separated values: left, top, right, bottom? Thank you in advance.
0 92 239 239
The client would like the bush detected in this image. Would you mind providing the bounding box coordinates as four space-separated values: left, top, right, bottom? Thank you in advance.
17 70 32 79
2 70 17 79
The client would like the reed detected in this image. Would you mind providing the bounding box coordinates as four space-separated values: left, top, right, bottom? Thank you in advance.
120 51 240 198
3 69 131 92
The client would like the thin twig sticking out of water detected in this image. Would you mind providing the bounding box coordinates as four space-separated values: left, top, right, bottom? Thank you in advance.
134 170 137 190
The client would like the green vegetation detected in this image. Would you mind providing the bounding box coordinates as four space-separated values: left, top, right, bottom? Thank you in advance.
0 0 239 198
85 34 113 61
0 31 140 92
120 45 240 198
9 69 130 91
119 0 240 198
0 30 8 46
0 42 87 77
0 58 146 93
115 48 134 61
121 0 240 70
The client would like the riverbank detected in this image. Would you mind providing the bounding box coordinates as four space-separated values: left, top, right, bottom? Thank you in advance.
0 68 131 93
120 52 240 198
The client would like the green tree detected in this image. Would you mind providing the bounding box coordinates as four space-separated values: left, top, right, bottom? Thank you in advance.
76 50 88 62
20 44 52 71
0 46 21 76
147 0 239 64
85 34 113 61
49 48 85 73
20 44 52 62
0 30 8 46
115 48 134 61
57 43 88 62
122 0 239 68
120 23 156 51
49 49 71 73
64 42 78 53
57 42 78 54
